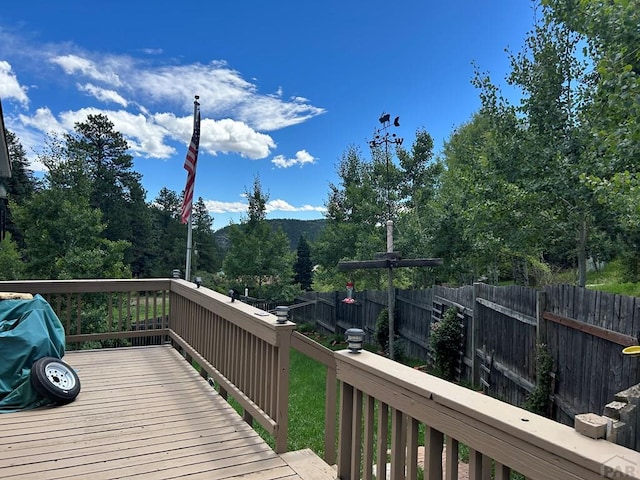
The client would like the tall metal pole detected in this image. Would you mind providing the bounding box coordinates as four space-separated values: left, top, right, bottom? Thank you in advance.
370 113 403 360
387 219 395 359
184 96 199 281
185 215 193 281
339 115 442 361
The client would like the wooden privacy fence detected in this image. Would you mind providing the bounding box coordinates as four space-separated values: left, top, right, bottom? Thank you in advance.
294 284 640 439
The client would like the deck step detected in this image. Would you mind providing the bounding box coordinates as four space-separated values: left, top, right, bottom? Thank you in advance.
280 449 336 479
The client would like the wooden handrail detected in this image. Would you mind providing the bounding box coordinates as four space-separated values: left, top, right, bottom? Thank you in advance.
335 350 640 480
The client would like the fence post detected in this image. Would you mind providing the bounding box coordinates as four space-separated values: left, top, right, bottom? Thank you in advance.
536 290 547 345
472 282 481 387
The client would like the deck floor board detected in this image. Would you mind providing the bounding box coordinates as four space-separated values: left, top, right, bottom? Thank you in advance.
0 345 318 480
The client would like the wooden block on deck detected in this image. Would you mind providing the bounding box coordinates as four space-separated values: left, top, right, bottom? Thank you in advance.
280 449 336 480
575 413 608 439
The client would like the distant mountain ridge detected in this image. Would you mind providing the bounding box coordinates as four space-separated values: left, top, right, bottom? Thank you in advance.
214 218 326 252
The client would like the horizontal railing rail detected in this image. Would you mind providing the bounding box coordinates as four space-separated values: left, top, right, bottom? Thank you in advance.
335 349 640 480
0 279 171 345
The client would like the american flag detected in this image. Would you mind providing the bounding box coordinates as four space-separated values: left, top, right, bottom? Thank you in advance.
180 106 201 224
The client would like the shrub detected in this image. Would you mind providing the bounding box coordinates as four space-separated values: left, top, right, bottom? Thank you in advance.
429 307 463 381
375 307 403 359
376 307 390 352
522 343 554 416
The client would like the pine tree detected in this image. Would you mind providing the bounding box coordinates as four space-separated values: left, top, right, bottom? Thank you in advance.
293 235 313 291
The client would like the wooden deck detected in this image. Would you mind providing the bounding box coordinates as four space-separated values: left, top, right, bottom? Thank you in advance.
0 346 335 480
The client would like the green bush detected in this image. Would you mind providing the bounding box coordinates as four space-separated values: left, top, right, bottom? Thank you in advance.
522 344 554 416
429 307 463 381
375 307 390 352
375 307 403 359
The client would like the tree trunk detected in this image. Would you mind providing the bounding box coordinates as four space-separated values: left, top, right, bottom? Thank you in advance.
577 212 589 288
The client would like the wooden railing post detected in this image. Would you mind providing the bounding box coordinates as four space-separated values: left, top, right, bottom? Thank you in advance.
274 323 295 454
324 364 337 465
337 381 355 479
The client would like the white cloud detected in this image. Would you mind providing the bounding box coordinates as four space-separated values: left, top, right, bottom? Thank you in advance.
204 198 325 215
272 149 316 168
155 114 276 160
19 107 66 135
204 200 248 214
131 61 255 113
237 95 325 131
1 36 324 167
95 59 325 131
50 54 122 86
0 61 28 104
140 48 163 55
78 83 128 107
266 199 326 214
20 107 176 159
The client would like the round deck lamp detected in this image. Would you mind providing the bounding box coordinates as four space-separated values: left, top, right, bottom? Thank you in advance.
275 306 289 324
345 328 365 353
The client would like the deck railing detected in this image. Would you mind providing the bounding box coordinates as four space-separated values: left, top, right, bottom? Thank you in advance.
0 279 172 344
2 278 640 479
335 349 640 480
168 279 295 453
0 278 295 453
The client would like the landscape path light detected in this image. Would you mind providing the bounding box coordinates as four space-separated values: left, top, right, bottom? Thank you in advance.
345 328 365 353
275 306 289 324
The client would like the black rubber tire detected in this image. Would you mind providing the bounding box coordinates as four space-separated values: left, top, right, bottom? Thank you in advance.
30 357 81 405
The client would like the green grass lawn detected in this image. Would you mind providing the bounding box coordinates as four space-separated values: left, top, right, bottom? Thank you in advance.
584 259 640 296
217 332 529 479
231 332 342 457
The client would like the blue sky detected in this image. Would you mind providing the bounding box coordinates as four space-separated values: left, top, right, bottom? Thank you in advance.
0 1 535 230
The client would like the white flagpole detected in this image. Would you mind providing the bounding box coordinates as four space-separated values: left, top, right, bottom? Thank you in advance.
185 214 193 281
184 95 199 281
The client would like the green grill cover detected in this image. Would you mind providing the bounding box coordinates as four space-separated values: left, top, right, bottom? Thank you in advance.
0 294 65 412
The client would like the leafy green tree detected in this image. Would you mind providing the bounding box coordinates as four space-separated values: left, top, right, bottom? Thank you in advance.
0 233 25 280
543 0 640 170
314 146 387 290
65 114 153 275
2 130 37 248
192 197 222 274
316 130 443 290
148 187 186 277
222 177 295 301
12 188 129 279
462 9 610 286
506 15 596 285
394 129 443 287
293 235 313 291
544 0 640 280
10 132 130 280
